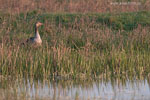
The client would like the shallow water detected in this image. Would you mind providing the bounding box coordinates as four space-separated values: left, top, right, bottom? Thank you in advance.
1 77 150 100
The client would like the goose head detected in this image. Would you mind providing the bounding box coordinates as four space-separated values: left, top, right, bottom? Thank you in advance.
36 22 43 28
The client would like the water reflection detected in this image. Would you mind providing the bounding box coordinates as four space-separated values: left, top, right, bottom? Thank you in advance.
0 77 150 100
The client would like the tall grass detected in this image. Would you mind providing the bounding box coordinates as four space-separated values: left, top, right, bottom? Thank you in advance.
0 11 150 79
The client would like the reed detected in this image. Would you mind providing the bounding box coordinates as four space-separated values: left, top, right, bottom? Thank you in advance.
0 11 150 79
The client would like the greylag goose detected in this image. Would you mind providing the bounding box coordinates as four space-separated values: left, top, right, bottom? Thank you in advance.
26 22 43 45
22 22 43 46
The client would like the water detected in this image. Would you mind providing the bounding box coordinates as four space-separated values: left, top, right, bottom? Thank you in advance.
1 77 150 100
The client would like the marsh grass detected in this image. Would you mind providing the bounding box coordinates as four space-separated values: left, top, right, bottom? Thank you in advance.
0 11 150 79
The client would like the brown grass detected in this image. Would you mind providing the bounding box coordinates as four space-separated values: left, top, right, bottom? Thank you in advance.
0 0 149 14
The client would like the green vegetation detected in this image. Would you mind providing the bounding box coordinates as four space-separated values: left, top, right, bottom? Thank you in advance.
0 11 150 79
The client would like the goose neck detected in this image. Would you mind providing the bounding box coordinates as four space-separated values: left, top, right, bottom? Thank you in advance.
35 27 41 39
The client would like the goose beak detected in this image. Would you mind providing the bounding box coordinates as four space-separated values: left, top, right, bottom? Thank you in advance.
36 22 43 27
40 23 43 26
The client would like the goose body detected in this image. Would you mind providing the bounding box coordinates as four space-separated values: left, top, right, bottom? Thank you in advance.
27 30 42 45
